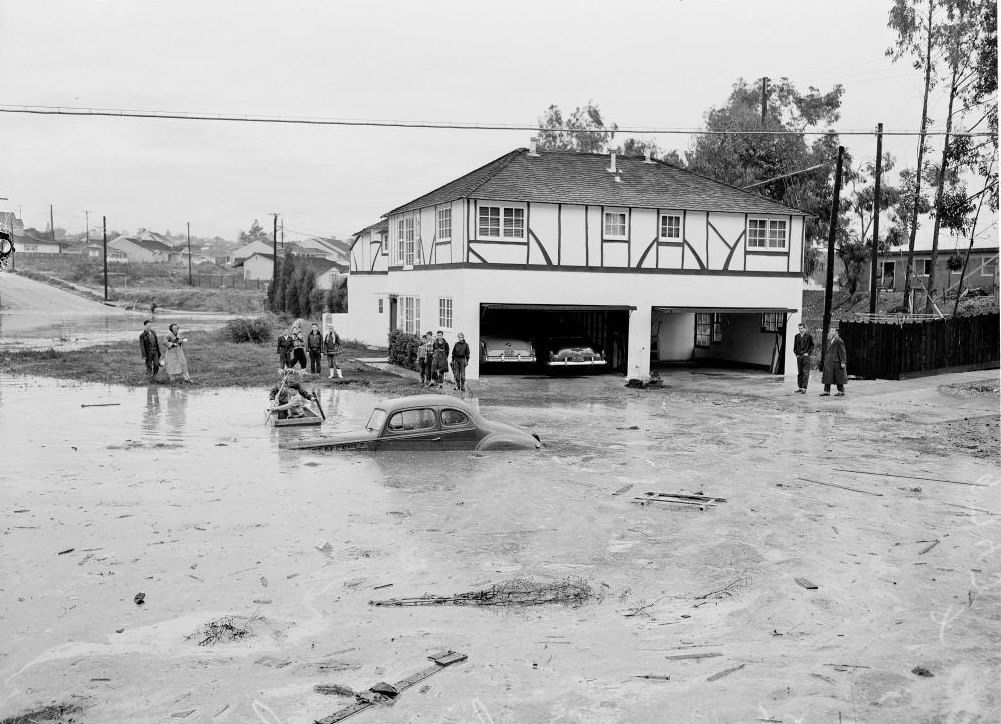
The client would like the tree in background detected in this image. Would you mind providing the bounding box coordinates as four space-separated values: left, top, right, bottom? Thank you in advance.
282 257 300 318
536 102 618 153
239 219 271 246
325 278 348 313
840 154 903 296
296 262 318 317
618 138 686 166
686 77 846 280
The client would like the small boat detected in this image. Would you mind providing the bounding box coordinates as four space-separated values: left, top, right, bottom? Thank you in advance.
271 407 323 427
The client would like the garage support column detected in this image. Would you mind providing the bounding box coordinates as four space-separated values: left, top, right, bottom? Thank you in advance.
626 306 652 380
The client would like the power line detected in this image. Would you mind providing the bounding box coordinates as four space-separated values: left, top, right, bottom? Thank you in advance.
0 104 993 137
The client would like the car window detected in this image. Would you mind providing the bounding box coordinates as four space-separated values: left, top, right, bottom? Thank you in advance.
441 409 470 427
386 408 436 433
366 409 387 432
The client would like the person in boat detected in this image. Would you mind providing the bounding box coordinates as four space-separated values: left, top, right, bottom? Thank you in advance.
268 375 318 419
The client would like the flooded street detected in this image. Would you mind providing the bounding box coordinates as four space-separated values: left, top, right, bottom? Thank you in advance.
2 374 998 722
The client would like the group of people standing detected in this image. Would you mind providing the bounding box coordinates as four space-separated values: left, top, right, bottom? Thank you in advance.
139 319 193 384
416 331 470 391
276 318 343 379
793 324 848 396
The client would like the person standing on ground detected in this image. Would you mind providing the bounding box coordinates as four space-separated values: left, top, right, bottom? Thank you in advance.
139 319 161 383
323 325 343 379
820 327 847 397
290 319 308 371
431 331 450 389
307 323 323 374
276 327 293 371
792 323 815 394
451 332 470 391
164 323 193 384
417 333 431 387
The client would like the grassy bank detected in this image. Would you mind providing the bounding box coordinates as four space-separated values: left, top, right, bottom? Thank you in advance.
107 286 265 314
0 327 413 393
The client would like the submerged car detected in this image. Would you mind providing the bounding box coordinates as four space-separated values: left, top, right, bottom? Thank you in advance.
545 337 606 368
283 395 542 452
480 335 536 364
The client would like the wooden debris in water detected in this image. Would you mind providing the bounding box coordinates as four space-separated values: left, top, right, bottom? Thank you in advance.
371 576 596 608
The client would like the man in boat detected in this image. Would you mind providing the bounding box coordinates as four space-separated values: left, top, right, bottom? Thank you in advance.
268 373 318 420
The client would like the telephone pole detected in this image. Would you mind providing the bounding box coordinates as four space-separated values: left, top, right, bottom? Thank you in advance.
820 146 845 371
84 210 92 245
761 77 769 127
269 212 280 283
868 123 884 314
187 221 193 286
49 204 55 241
102 216 109 301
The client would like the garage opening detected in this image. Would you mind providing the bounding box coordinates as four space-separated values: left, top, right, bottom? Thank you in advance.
479 303 632 375
652 307 796 374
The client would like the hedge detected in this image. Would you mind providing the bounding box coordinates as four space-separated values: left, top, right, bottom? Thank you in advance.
388 329 421 370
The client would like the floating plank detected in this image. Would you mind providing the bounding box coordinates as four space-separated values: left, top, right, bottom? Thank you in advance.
833 468 988 487
797 477 884 497
918 540 940 555
643 492 727 503
315 650 467 724
795 577 818 590
636 674 671 680
707 663 746 682
81 403 122 408
612 483 634 496
663 652 723 661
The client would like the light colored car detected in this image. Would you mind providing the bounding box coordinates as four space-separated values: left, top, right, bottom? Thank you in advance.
480 335 536 364
546 337 606 367
283 395 542 451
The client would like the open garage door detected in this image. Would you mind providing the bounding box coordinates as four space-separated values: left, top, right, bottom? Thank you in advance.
652 306 797 374
480 303 633 374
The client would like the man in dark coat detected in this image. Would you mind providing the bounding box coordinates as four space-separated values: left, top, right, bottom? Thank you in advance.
431 331 450 389
276 327 293 370
450 332 471 392
792 323 815 394
821 327 848 397
139 319 161 382
307 323 323 374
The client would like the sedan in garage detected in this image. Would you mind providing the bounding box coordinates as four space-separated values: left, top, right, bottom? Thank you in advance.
545 337 607 368
283 395 542 451
480 335 537 364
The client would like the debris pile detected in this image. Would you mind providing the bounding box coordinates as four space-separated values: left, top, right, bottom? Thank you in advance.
187 614 262 646
371 576 597 608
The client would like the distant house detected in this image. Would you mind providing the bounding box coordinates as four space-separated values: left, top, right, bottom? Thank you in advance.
109 234 172 263
230 240 274 264
304 257 347 290
236 252 345 290
286 236 352 265
71 244 129 263
861 246 999 297
14 229 67 254
236 252 276 282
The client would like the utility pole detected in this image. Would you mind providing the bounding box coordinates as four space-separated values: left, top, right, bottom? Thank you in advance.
270 213 279 283
102 216 109 301
187 221 193 286
868 124 884 315
49 204 55 241
820 146 845 372
280 218 285 252
84 210 92 246
761 77 769 127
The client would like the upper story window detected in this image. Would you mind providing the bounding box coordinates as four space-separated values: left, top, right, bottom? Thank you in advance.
603 209 628 240
437 208 452 241
478 204 525 239
404 215 415 266
748 218 787 249
396 218 405 263
659 213 681 240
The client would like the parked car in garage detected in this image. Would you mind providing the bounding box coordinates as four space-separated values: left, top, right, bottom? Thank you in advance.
283 395 542 451
545 336 606 368
480 335 536 364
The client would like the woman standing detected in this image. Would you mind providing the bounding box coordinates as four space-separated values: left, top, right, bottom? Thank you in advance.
323 325 343 379
290 319 308 371
164 323 193 383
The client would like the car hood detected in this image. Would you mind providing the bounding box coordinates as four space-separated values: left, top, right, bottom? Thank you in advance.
483 337 534 353
282 429 378 450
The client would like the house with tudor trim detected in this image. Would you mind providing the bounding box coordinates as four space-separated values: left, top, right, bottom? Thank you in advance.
330 144 812 381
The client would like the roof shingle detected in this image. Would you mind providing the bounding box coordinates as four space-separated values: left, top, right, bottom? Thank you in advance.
385 149 809 217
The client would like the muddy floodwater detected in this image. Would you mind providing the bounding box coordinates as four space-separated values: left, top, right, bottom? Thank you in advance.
1 375 999 722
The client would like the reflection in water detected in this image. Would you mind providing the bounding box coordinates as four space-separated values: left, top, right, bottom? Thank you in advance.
165 387 188 440
144 385 161 432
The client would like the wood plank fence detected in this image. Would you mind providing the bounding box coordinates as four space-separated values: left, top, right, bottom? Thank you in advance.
839 313 999 380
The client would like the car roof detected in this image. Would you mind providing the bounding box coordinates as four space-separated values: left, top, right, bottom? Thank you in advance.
376 395 476 413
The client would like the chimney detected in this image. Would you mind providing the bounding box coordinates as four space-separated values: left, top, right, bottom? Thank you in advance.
528 137 539 157
644 149 655 164
607 152 617 173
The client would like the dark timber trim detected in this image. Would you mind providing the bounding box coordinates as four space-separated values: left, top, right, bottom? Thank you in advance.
528 229 554 266
636 236 658 269
381 261 800 277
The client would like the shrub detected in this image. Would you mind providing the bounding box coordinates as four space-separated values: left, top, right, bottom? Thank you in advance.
223 316 273 344
388 329 421 370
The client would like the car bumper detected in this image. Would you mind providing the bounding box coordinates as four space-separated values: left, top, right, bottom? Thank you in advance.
484 355 536 363
547 359 606 367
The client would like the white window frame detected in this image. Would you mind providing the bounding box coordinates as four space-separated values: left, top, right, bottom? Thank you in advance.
404 215 415 267
436 207 452 242
603 208 628 240
396 217 405 264
401 296 421 334
747 218 787 249
983 258 998 276
659 213 682 240
378 298 384 314
477 203 525 240
438 297 453 329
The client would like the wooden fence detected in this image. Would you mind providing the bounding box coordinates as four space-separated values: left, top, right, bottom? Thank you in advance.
195 274 267 290
839 313 999 380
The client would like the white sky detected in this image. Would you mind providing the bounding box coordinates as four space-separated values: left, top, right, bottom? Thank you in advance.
0 0 995 248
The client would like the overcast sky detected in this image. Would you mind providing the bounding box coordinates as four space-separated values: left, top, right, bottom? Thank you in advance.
0 0 995 248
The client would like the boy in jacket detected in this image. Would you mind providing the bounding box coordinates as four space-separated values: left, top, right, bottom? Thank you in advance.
276 328 293 371
451 332 470 391
792 323 815 393
416 333 431 386
307 323 323 374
